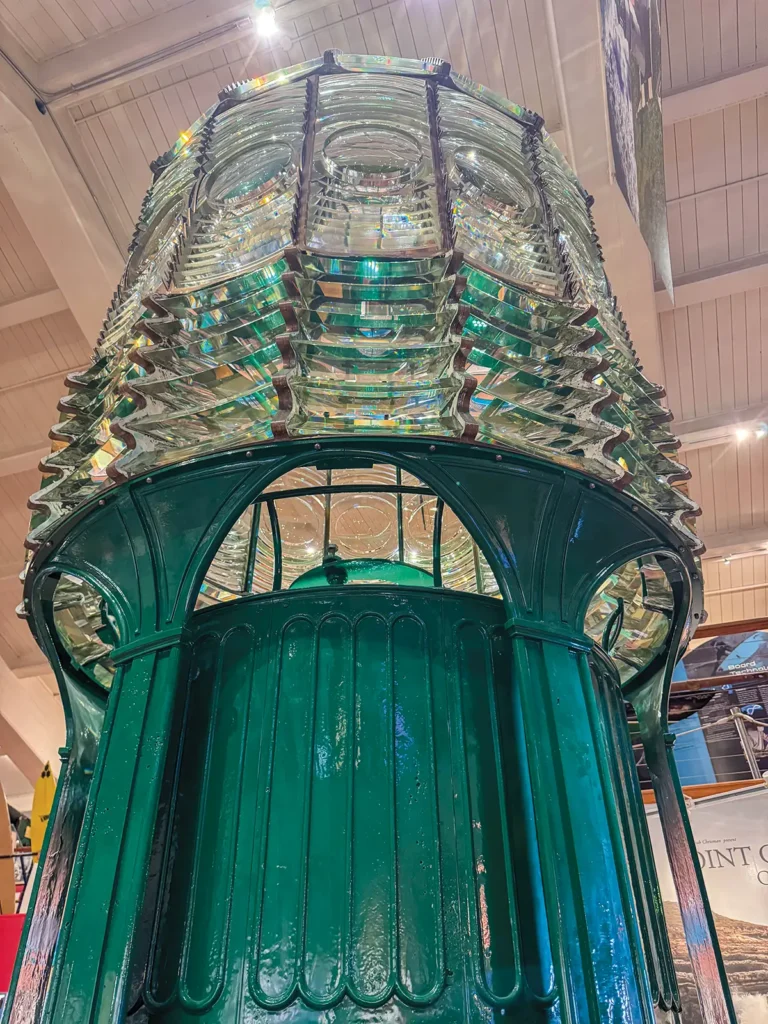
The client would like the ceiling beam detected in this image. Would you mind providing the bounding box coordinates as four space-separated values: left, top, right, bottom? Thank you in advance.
0 717 42 786
36 0 252 98
0 59 123 340
13 662 53 681
667 171 768 208
542 0 611 192
0 289 67 330
0 446 48 480
35 0 333 106
656 252 768 311
694 615 768 638
662 59 768 125
698 525 768 560
675 404 768 450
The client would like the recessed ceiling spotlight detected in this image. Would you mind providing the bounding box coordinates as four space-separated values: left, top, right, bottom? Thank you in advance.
756 423 768 439
735 427 750 442
722 556 731 564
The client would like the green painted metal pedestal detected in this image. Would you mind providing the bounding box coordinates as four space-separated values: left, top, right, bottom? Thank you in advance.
6 439 733 1024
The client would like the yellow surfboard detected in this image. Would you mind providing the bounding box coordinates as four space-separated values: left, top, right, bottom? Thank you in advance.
30 763 55 865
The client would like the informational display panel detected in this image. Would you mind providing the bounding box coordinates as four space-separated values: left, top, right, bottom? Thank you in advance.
647 788 768 1023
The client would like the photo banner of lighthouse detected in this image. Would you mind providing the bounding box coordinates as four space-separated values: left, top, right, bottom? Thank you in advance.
646 787 768 1022
599 0 673 296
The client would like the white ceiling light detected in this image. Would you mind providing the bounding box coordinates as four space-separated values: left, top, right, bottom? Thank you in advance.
678 418 768 451
254 6 278 38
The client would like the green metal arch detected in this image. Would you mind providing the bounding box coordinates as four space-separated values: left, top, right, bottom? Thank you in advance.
173 442 527 623
23 438 703 646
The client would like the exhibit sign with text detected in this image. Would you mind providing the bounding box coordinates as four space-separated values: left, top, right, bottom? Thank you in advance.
647 787 768 1022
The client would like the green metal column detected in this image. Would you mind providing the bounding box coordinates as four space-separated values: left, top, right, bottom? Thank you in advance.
37 646 184 1024
591 652 680 1017
511 632 653 1024
133 587 657 1024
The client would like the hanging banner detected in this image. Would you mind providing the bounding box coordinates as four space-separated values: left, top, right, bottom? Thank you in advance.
647 787 768 1022
674 630 768 683
599 0 673 296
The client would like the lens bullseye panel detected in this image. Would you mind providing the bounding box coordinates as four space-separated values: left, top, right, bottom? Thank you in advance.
306 76 443 257
28 53 697 690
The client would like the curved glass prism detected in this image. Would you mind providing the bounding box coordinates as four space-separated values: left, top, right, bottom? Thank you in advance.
27 52 698 558
25 53 699 690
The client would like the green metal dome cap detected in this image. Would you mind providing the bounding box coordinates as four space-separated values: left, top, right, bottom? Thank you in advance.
27 51 698 553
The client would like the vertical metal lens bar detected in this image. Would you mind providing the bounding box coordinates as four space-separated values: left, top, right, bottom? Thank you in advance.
294 74 319 248
425 79 453 252
323 469 332 558
432 498 444 588
472 540 484 595
396 467 405 563
243 503 261 594
267 499 282 591
526 123 574 303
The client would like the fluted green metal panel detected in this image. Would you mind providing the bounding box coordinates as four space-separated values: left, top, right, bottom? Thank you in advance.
141 586 557 1021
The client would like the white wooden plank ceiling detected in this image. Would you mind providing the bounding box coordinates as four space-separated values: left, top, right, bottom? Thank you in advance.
0 0 191 62
657 0 768 624
661 0 768 90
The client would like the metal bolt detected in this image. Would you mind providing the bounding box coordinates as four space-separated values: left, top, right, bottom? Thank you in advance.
692 572 699 580
631 504 638 512
495 454 502 461
314 443 321 450
146 477 153 484
429 445 436 452
588 482 595 489
246 450 253 458
98 499 106 506
678 545 685 553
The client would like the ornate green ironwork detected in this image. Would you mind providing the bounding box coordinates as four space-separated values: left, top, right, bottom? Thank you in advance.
9 52 734 1024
